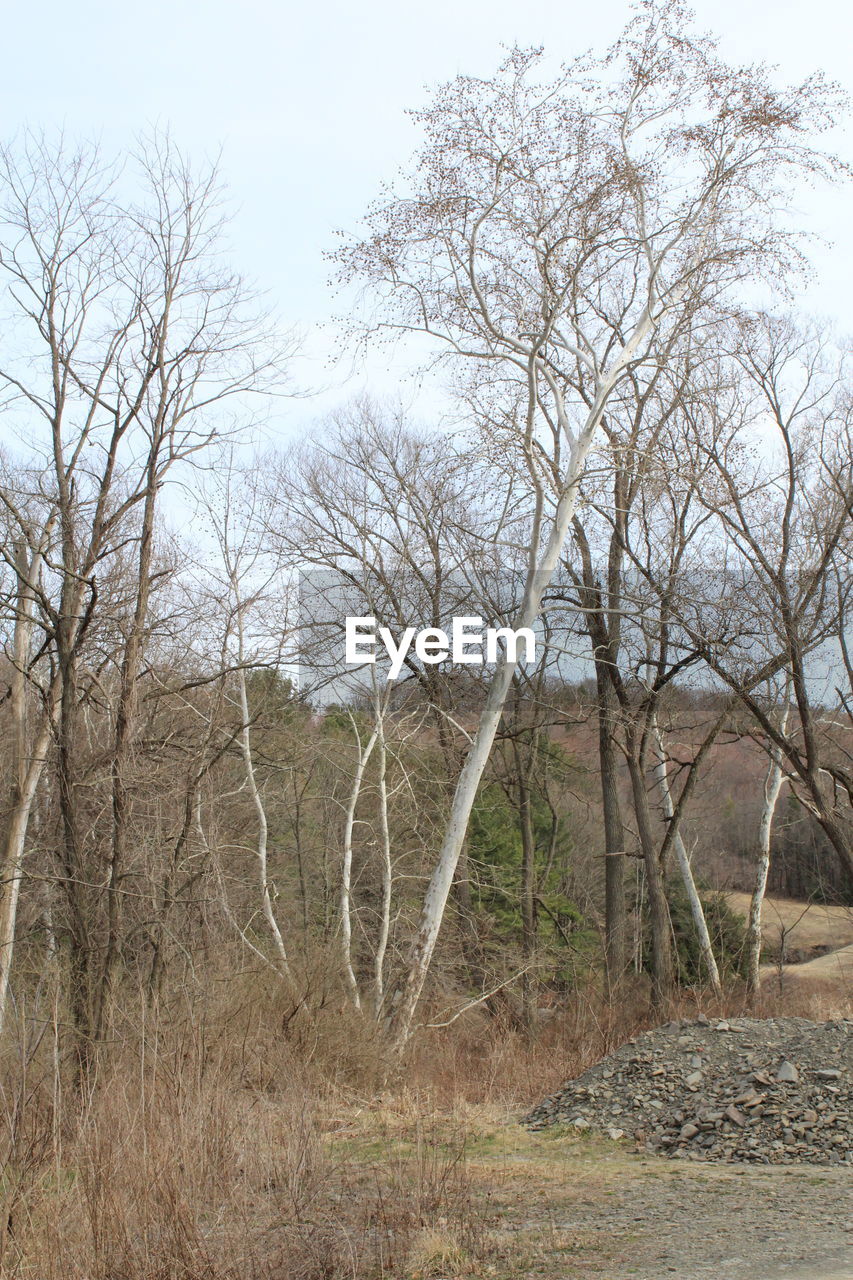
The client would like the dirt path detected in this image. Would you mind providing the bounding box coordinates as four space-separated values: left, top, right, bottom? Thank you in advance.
333 1106 853 1279
474 1128 853 1279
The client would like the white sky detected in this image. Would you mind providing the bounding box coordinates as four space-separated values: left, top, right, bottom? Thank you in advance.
3 0 852 439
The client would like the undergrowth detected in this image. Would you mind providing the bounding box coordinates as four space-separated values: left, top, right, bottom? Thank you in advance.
0 969 848 1279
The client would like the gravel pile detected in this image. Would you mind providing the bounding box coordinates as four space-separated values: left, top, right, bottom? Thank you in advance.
524 1016 852 1165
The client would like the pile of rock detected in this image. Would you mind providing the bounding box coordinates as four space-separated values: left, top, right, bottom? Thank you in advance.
524 1016 851 1164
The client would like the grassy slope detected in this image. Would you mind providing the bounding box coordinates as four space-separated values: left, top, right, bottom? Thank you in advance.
724 892 853 957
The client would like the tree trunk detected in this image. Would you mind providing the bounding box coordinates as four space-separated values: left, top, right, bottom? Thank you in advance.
428 683 483 997
56 647 95 1074
517 753 538 1036
651 720 721 997
373 723 392 1019
236 660 292 981
342 716 380 1011
387 429 601 1048
626 747 673 1006
0 543 54 1033
596 665 627 992
97 465 159 1038
746 705 790 998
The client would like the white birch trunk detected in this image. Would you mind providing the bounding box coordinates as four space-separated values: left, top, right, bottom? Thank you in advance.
0 541 54 1035
0 723 53 1034
386 324 653 1051
233 601 292 982
197 793 286 976
651 718 722 997
746 700 790 997
342 714 381 1011
373 720 392 1019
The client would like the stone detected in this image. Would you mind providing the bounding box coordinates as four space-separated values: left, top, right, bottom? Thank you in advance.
522 1016 852 1167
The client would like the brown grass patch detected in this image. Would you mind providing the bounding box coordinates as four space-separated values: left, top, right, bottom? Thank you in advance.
725 892 853 958
2 967 849 1279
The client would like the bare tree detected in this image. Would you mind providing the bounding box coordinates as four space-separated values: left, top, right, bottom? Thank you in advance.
266 402 513 994
566 374 749 1000
650 712 722 996
335 4 843 1046
0 131 282 1061
682 317 853 886
189 457 296 985
562 343 698 995
0 520 57 1032
745 681 792 998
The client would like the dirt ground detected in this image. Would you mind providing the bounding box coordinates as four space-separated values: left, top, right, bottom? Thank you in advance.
329 1105 853 1280
330 894 853 1280
486 1133 853 1280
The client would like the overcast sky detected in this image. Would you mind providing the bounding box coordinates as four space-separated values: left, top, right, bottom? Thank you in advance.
3 0 851 437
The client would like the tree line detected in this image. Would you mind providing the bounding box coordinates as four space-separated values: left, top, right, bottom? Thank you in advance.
0 2 851 1075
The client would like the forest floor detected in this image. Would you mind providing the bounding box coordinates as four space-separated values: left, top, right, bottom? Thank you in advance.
10 893 852 1279
320 893 853 1280
324 1101 853 1280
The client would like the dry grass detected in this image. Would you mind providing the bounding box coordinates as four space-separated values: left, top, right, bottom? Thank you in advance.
405 1226 469 1279
725 891 853 959
407 977 659 1108
758 946 853 1017
0 989 487 1280
0 975 644 1278
0 958 850 1279
722 891 853 1013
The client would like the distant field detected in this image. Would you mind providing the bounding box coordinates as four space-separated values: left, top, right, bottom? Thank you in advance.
725 892 853 958
758 941 853 1014
781 942 853 983
724 892 853 1012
